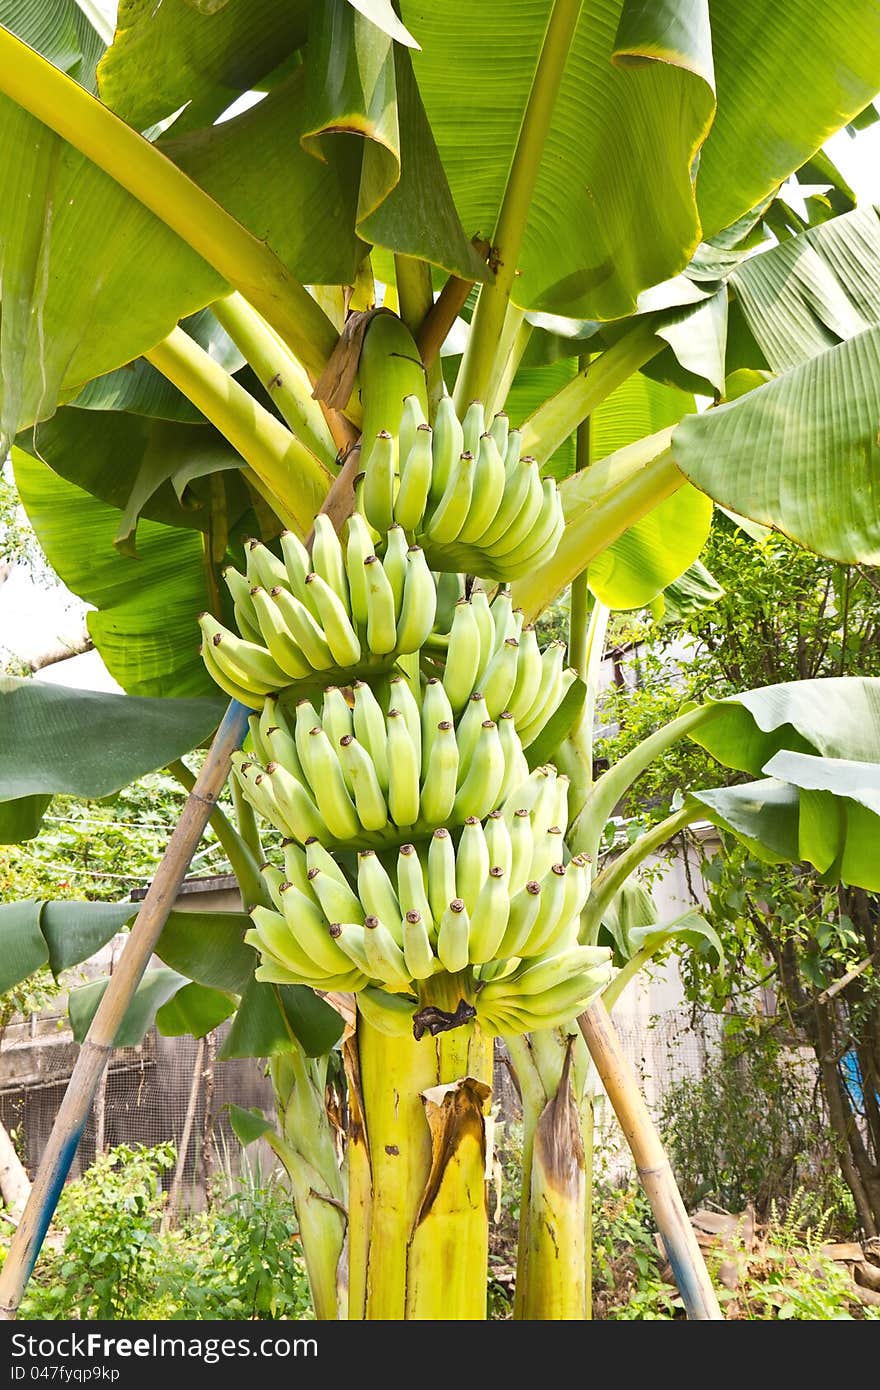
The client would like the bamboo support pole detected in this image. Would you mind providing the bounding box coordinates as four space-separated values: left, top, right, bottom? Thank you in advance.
0 700 252 1320
577 1000 723 1320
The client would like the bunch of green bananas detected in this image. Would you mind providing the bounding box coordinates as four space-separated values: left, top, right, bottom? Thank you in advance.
426 583 579 745
231 670 532 847
357 395 564 581
244 804 612 1036
199 515 437 705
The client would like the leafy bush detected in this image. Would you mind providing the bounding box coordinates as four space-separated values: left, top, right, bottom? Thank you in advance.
658 1035 850 1224
14 1143 311 1321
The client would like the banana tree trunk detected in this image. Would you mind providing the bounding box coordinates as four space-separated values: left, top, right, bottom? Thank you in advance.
506 1027 594 1319
345 992 493 1320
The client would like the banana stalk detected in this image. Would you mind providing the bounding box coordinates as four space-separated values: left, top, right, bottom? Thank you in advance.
346 974 493 1320
505 1027 595 1320
268 1049 347 1321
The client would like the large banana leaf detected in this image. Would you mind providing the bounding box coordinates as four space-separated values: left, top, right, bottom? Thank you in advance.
4 0 105 90
0 898 137 993
692 677 880 773
693 751 880 892
672 322 880 564
219 976 345 1059
0 677 224 843
98 0 311 130
16 409 250 557
729 203 880 371
400 0 880 321
12 449 220 697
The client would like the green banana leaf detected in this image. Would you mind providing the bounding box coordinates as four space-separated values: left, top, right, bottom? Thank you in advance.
98 0 312 131
692 677 880 775
154 910 256 994
219 975 344 1060
0 677 224 843
401 0 880 321
5 0 105 91
68 967 190 1045
692 751 880 892
12 449 221 697
649 558 724 624
729 203 880 372
0 899 138 993
155 981 237 1038
672 322 880 565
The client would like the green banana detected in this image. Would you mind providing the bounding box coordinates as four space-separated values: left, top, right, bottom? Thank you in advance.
357 985 417 1038
278 884 356 974
518 643 567 745
495 879 542 959
282 839 312 896
294 698 322 776
455 817 489 914
387 673 421 764
508 807 535 897
489 411 509 457
245 539 289 592
352 680 389 791
419 720 458 824
280 530 311 600
489 590 515 651
363 553 398 655
507 624 543 725
420 678 455 774
503 481 565 575
363 915 412 990
453 718 505 820
455 691 490 770
264 762 327 842
394 422 433 531
484 809 512 877
395 545 437 653
304 726 360 840
338 733 388 832
462 400 485 456
517 862 569 958
496 711 530 807
305 572 362 668
271 587 334 671
443 600 482 713
481 637 520 719
362 430 396 535
427 828 457 923
467 866 510 965
260 864 287 912
477 454 535 550
396 843 434 938
322 686 354 749
357 850 403 943
398 393 427 466
201 637 263 707
330 921 373 975
249 587 312 680
345 513 375 633
382 525 410 613
430 395 464 503
457 432 507 544
248 713 270 766
311 513 350 617
304 837 352 890
425 451 476 544
402 910 435 980
488 459 544 559
530 823 565 882
386 707 421 827
223 566 263 645
470 589 496 683
307 866 363 928
436 898 470 974
198 614 287 696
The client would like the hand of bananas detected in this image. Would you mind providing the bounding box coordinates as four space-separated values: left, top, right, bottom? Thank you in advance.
199 515 437 705
230 657 583 848
244 806 612 1037
357 396 564 581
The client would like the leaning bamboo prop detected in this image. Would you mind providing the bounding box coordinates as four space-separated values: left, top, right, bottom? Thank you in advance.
578 999 723 1320
0 700 251 1320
